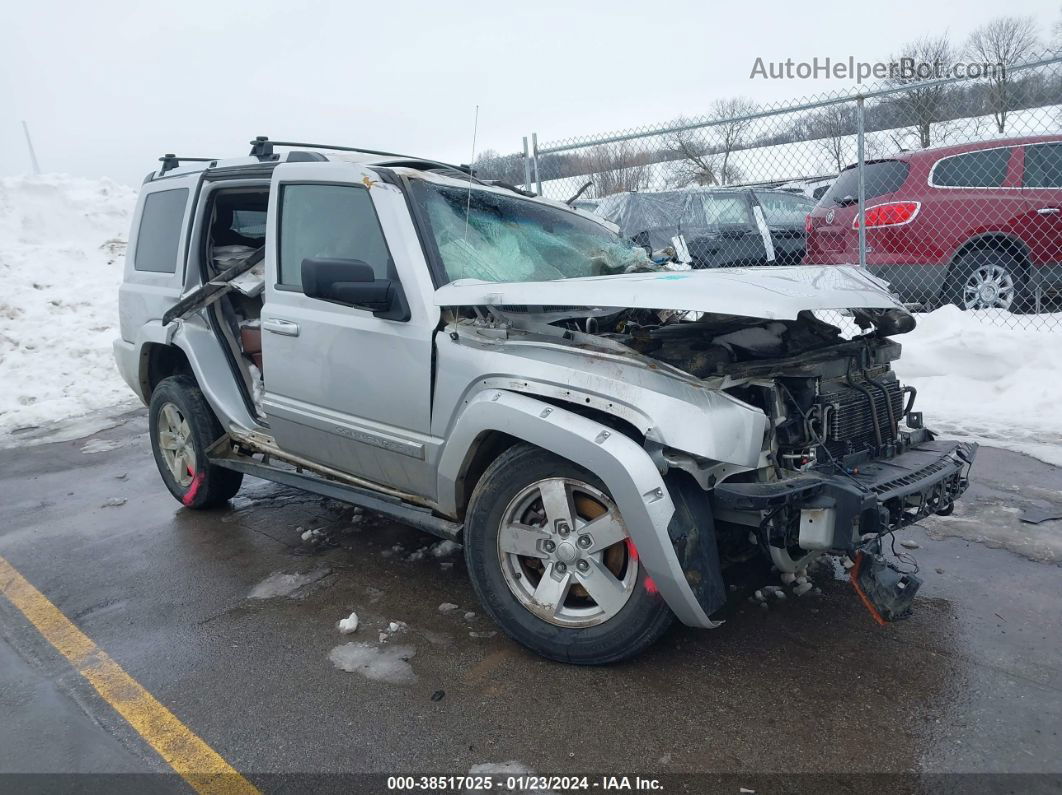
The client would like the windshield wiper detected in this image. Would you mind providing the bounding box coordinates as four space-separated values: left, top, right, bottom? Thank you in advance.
835 195 859 207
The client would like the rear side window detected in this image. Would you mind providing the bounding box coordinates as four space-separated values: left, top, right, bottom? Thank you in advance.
931 148 1011 188
1024 143 1062 188
134 189 188 273
755 192 815 225
684 195 751 227
278 184 392 289
819 161 909 206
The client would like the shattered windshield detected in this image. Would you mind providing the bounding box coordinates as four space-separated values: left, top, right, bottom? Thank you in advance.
409 181 649 283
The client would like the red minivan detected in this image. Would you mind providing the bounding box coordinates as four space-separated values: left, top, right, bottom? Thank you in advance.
804 135 1062 311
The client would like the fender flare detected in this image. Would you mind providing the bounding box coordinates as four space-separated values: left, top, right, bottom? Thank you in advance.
437 389 720 629
133 318 259 431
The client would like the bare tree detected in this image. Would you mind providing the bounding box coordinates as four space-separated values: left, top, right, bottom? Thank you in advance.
864 133 898 161
887 35 955 148
473 148 526 185
663 123 725 186
1053 5 1062 49
812 104 856 172
580 143 651 197
966 16 1040 132
711 97 757 184
663 99 756 187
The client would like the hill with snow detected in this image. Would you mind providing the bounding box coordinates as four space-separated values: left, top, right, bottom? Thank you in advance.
0 175 139 441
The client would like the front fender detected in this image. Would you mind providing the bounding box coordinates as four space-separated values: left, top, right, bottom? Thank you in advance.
437 389 721 629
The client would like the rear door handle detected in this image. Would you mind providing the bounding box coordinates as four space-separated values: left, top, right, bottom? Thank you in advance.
262 318 300 336
1037 207 1060 215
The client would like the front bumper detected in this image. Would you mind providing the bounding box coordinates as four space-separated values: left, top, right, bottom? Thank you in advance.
710 440 976 550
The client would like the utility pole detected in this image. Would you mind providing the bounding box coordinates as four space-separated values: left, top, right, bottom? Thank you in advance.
21 121 41 175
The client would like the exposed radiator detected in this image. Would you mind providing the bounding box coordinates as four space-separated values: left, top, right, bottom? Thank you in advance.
817 375 904 457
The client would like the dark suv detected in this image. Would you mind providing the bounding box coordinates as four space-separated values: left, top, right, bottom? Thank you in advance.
596 188 815 267
804 135 1062 311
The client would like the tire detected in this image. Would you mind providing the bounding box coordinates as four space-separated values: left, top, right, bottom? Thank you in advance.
148 375 243 509
943 249 1028 312
463 443 674 665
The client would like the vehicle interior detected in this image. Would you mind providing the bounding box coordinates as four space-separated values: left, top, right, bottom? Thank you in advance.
201 186 270 419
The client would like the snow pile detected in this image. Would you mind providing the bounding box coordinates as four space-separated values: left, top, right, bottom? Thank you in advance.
0 175 138 441
337 611 360 634
893 306 1062 465
430 539 461 557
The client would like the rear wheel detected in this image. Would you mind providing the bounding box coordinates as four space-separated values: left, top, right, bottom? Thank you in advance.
943 249 1027 312
463 444 673 664
148 375 243 509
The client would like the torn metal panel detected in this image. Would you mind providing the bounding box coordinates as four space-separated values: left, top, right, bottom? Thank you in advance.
161 247 264 326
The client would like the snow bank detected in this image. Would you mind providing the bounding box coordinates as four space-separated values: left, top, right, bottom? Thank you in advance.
0 175 138 441
893 306 1062 466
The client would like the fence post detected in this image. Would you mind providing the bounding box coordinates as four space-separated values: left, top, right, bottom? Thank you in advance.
531 132 542 196
522 137 532 193
856 97 867 269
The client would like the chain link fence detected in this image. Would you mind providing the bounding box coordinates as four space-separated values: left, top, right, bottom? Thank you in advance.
477 52 1062 329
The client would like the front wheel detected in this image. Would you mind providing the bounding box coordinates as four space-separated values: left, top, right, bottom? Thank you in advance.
148 375 243 509
463 444 673 664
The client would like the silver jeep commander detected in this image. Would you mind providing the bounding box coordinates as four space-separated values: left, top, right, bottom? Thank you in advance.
114 137 976 664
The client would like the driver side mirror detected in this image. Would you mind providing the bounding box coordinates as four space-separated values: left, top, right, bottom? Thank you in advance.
302 258 407 319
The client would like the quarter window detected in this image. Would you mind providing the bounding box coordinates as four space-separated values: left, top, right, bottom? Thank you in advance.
932 148 1011 188
134 189 188 273
278 184 392 289
1024 143 1062 188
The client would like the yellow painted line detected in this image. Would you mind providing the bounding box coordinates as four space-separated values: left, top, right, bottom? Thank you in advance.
0 555 259 795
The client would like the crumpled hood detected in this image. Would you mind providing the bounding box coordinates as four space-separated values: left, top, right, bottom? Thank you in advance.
434 265 903 320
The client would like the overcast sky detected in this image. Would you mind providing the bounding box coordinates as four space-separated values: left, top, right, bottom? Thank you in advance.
1 0 1058 186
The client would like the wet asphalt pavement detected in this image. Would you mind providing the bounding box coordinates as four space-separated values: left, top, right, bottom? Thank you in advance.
1 409 1060 791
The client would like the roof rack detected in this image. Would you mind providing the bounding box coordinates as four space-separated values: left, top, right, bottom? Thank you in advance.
158 154 218 175
248 136 471 174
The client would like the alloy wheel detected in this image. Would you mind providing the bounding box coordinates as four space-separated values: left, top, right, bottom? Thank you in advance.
497 477 637 628
962 263 1016 311
157 402 196 488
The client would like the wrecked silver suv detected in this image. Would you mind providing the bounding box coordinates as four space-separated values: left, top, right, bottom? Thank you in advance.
114 137 976 664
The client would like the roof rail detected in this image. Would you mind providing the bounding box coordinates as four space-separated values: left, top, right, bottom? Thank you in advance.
248 136 471 174
158 154 218 175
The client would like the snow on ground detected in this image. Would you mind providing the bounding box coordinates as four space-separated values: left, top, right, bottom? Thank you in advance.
0 175 139 443
892 306 1062 466
337 611 360 634
328 642 417 684
248 567 332 599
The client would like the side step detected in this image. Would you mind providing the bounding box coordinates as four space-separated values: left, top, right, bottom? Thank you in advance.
210 456 463 542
